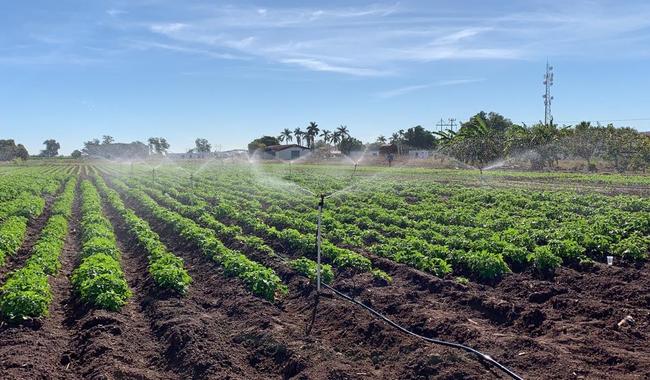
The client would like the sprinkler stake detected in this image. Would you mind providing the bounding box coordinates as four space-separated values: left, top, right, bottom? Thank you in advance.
316 193 325 292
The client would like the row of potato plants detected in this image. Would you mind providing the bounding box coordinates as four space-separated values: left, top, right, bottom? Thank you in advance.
155 173 430 281
181 168 648 282
131 175 390 283
0 167 64 203
285 179 647 277
108 177 287 301
93 175 191 294
0 176 77 321
123 178 336 285
71 180 131 310
0 170 64 267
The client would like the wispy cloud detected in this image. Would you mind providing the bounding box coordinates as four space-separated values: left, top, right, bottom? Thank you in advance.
377 78 485 98
282 58 390 77
106 9 126 17
127 40 247 60
6 1 650 73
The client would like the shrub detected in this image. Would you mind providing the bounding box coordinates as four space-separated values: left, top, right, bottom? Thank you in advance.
613 233 649 261
290 257 334 284
531 246 562 275
464 250 510 282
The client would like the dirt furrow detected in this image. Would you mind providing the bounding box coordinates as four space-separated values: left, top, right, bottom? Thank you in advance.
0 192 56 284
0 182 80 380
110 176 496 379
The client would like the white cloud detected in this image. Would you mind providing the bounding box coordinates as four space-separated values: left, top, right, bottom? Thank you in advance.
377 78 485 98
107 2 650 75
282 58 390 77
150 23 187 34
106 9 126 17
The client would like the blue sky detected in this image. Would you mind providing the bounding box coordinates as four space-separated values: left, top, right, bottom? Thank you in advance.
2 1 650 154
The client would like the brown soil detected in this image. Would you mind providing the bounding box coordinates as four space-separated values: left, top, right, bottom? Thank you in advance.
348 255 650 380
1 176 648 379
0 182 80 379
112 179 495 379
0 192 56 284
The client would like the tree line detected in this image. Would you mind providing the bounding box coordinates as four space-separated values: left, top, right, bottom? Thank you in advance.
432 112 650 172
250 112 649 172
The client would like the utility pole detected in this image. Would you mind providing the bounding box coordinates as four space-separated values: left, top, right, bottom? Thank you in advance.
436 118 457 132
543 61 554 125
436 118 446 132
448 118 457 132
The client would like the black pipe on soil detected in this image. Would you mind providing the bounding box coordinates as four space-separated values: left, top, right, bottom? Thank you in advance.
322 283 524 380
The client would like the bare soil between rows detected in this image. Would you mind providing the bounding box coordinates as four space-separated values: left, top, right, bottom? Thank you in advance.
0 177 648 379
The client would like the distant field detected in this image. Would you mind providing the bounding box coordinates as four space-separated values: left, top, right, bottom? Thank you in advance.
0 161 648 379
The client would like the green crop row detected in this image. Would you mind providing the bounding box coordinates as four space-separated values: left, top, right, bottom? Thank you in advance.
168 167 649 282
130 176 391 282
125 179 336 287
0 194 45 222
93 175 191 294
0 216 29 267
0 177 77 321
71 180 131 311
110 178 286 301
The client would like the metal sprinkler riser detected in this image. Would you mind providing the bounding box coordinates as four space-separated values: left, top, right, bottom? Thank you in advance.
316 193 325 292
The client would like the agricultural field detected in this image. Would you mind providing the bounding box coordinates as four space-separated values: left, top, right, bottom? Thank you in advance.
0 161 648 380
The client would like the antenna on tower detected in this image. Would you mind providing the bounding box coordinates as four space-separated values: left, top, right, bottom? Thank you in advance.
543 60 554 125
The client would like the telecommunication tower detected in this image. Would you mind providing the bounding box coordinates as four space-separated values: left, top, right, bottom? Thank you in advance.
543 61 554 125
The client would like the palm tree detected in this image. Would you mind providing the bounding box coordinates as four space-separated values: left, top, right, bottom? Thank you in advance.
294 128 304 146
280 128 293 143
320 129 332 144
306 122 320 149
377 135 387 144
331 131 342 148
390 132 404 155
337 125 350 139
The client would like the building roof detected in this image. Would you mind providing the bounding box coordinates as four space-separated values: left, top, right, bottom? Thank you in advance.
265 144 309 152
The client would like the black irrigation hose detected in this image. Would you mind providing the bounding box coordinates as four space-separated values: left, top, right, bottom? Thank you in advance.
321 284 524 380
116 170 523 379
271 247 523 379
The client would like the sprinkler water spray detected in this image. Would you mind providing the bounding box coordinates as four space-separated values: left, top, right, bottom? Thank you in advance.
316 193 325 292
190 173 195 188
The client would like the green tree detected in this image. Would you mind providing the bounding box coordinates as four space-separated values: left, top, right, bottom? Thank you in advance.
339 137 363 155
15 144 29 160
320 129 332 144
248 136 279 154
293 128 304 146
306 122 320 149
564 121 604 170
147 137 170 155
194 138 211 153
41 139 60 157
403 125 436 149
102 135 114 145
71 149 82 158
441 114 504 172
603 126 646 172
279 128 293 143
0 140 29 161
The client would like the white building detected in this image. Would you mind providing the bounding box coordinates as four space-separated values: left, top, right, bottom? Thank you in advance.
262 144 310 160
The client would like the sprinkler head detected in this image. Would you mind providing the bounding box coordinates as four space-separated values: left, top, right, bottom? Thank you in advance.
318 193 325 209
